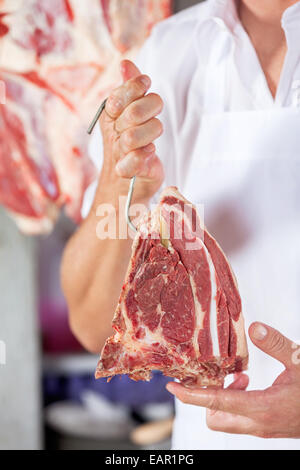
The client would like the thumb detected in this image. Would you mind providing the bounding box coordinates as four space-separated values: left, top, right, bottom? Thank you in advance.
249 322 296 369
120 59 141 83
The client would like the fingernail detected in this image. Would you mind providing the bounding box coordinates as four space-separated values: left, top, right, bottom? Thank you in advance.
139 75 151 88
252 323 268 341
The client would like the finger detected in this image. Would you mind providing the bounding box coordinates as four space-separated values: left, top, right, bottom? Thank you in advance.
106 75 151 119
166 382 262 417
228 373 249 390
115 93 163 133
115 144 156 178
207 374 248 418
206 374 253 435
120 60 141 82
249 322 297 369
206 409 257 435
120 118 163 154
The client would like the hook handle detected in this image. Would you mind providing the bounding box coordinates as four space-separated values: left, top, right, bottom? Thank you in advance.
125 176 137 233
87 99 107 135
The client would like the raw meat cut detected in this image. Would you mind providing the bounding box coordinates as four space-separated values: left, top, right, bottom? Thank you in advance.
0 68 95 233
96 187 248 386
0 0 172 233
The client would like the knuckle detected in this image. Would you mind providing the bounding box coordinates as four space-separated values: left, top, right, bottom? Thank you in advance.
268 332 286 354
128 154 141 170
153 118 163 135
207 394 220 411
123 129 136 149
107 93 122 115
130 150 143 164
115 154 137 177
150 93 164 110
129 79 145 97
128 103 142 123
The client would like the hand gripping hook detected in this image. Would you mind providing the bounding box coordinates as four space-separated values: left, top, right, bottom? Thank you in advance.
87 99 137 233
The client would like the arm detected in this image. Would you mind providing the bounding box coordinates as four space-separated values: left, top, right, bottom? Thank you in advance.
167 322 300 439
61 60 164 353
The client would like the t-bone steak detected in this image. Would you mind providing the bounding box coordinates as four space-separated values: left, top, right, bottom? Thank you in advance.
96 187 248 385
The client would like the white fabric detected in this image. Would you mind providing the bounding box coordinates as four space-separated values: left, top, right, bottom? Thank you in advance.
84 0 300 449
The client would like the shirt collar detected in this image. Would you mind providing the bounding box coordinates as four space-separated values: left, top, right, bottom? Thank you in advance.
281 1 300 31
204 0 300 34
203 0 240 34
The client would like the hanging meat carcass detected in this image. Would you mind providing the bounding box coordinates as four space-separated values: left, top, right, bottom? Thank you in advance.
0 0 172 233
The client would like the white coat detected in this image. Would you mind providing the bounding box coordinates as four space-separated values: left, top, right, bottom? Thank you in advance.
84 0 300 449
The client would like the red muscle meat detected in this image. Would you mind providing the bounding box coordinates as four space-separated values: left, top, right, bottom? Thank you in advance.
96 187 248 386
0 69 94 233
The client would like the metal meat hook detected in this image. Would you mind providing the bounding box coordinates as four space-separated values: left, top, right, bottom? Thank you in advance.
87 99 138 233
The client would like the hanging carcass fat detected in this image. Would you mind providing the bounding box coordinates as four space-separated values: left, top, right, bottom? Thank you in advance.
0 0 172 233
96 187 248 386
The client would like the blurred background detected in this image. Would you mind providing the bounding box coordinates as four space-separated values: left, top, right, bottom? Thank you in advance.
0 0 199 450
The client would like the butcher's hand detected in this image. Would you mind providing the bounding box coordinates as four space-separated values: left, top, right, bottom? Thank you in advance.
99 59 164 204
167 322 300 439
